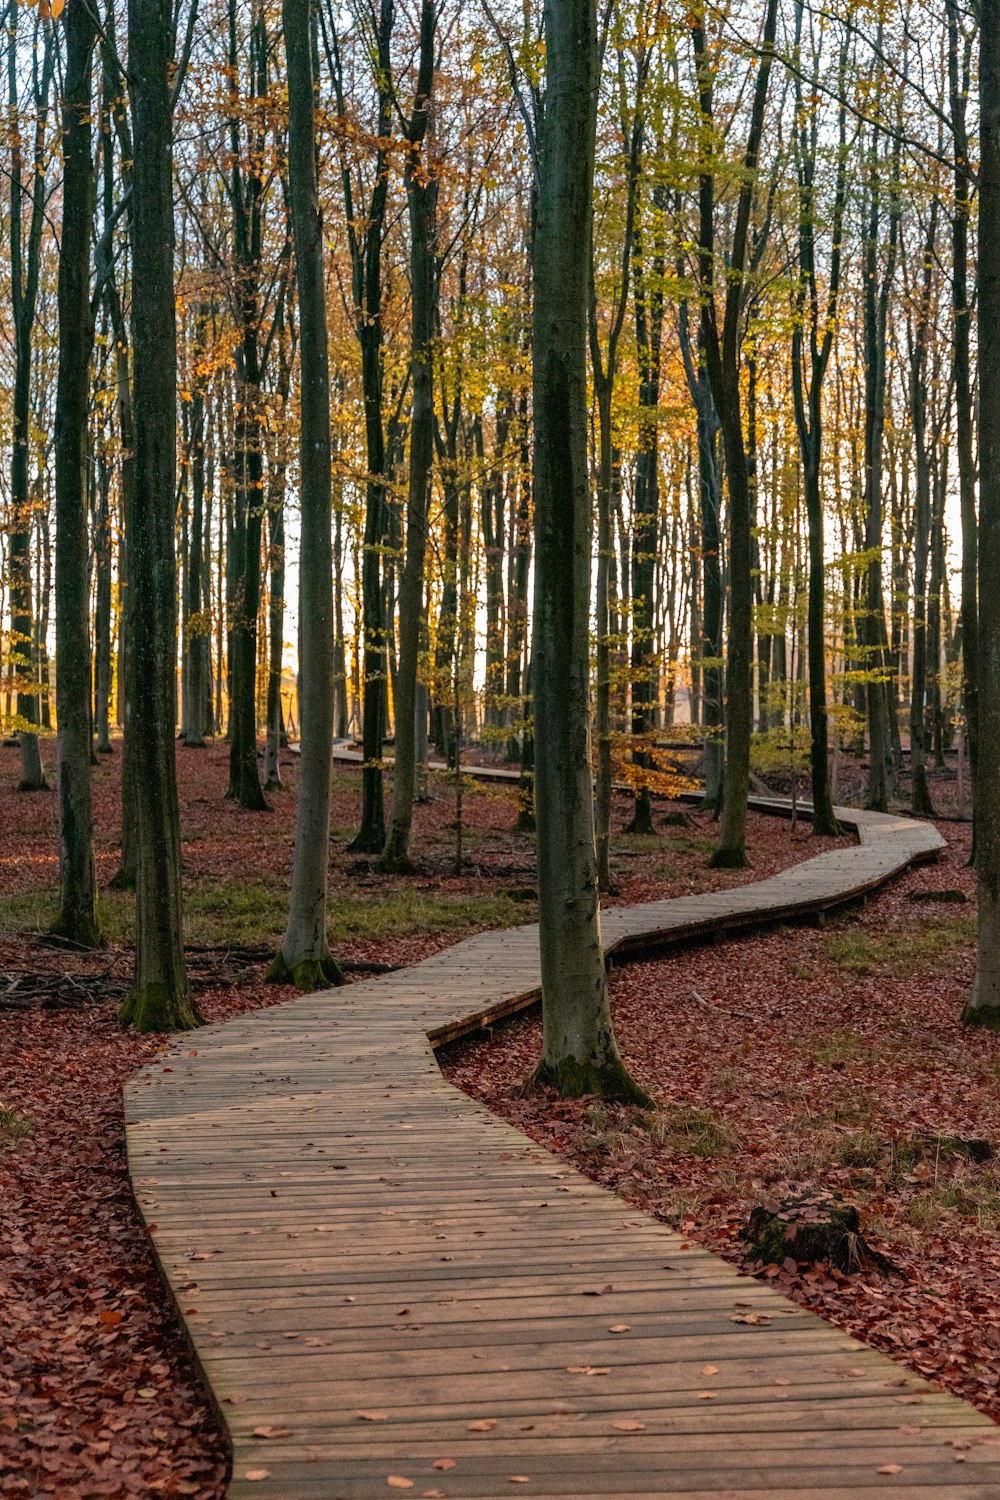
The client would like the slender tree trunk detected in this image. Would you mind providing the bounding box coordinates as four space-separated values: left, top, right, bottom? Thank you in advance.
948 0 979 826
93 435 113 755
530 0 648 1106
383 0 437 873
224 0 268 811
119 0 198 1032
789 11 846 836
8 9 52 794
693 0 778 867
52 0 101 948
263 449 286 791
271 0 343 991
966 1 1000 1024
908 203 939 817
183 304 211 748
333 480 349 738
626 189 665 836
678 303 723 809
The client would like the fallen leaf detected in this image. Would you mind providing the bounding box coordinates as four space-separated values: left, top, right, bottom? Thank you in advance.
612 1419 646 1432
357 1410 390 1422
702 1364 718 1376
253 1426 293 1439
877 1465 903 1475
468 1419 497 1432
433 1459 456 1471
244 1472 270 1483
387 1478 414 1490
608 1324 631 1333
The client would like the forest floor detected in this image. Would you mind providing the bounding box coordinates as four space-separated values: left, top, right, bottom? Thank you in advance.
0 736 844 1499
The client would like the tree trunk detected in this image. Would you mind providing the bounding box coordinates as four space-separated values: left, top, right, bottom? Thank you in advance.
93 425 113 755
263 447 286 792
966 2 1000 1025
7 11 52 793
383 0 437 874
626 187 665 837
119 0 198 1032
908 202 939 817
183 303 211 749
693 0 778 866
530 0 647 1106
52 0 101 949
271 0 343 991
947 0 979 826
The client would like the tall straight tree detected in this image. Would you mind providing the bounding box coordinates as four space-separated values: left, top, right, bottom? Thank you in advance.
52 0 101 948
859 49 902 813
329 0 395 852
788 8 848 838
965 0 1000 1026
530 0 648 1104
382 0 437 873
271 0 343 991
7 7 53 794
590 35 647 890
692 0 779 868
224 0 269 811
947 0 978 815
119 0 199 1032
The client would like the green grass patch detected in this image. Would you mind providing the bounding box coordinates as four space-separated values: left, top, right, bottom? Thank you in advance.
903 1181 1000 1230
649 1104 741 1158
0 1106 34 1144
0 879 532 951
823 913 976 977
808 1029 868 1067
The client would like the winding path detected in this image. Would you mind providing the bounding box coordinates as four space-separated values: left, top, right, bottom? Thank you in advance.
126 802 1000 1498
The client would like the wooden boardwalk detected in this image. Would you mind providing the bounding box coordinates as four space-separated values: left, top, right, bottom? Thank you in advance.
125 803 1000 1498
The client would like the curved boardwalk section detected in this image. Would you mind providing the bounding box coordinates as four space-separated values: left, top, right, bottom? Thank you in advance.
126 805 1000 1498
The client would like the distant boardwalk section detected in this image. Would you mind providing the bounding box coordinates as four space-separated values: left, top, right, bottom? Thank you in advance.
126 802 1000 1498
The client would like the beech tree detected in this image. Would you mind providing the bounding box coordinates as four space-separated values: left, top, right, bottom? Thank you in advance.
52 0 101 948
530 0 648 1104
270 0 343 991
965 0 999 1027
692 0 779 868
119 0 198 1032
7 5 53 794
382 0 437 874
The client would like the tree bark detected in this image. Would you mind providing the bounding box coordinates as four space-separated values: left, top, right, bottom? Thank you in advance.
119 0 198 1032
947 0 978 825
271 0 343 991
788 10 846 837
692 0 778 866
7 8 53 794
52 0 102 949
965 0 1000 1025
383 0 437 873
530 0 648 1106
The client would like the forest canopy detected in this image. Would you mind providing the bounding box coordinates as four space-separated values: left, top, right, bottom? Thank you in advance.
0 0 995 1033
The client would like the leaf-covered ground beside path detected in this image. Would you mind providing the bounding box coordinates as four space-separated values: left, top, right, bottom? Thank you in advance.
443 821 1000 1423
0 738 837 1497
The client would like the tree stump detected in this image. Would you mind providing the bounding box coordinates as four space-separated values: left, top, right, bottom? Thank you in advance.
745 1193 893 1273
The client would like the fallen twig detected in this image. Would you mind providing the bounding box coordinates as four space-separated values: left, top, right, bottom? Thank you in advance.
690 987 757 1023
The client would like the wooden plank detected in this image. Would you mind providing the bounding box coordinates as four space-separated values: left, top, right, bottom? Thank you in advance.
126 797 986 1500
